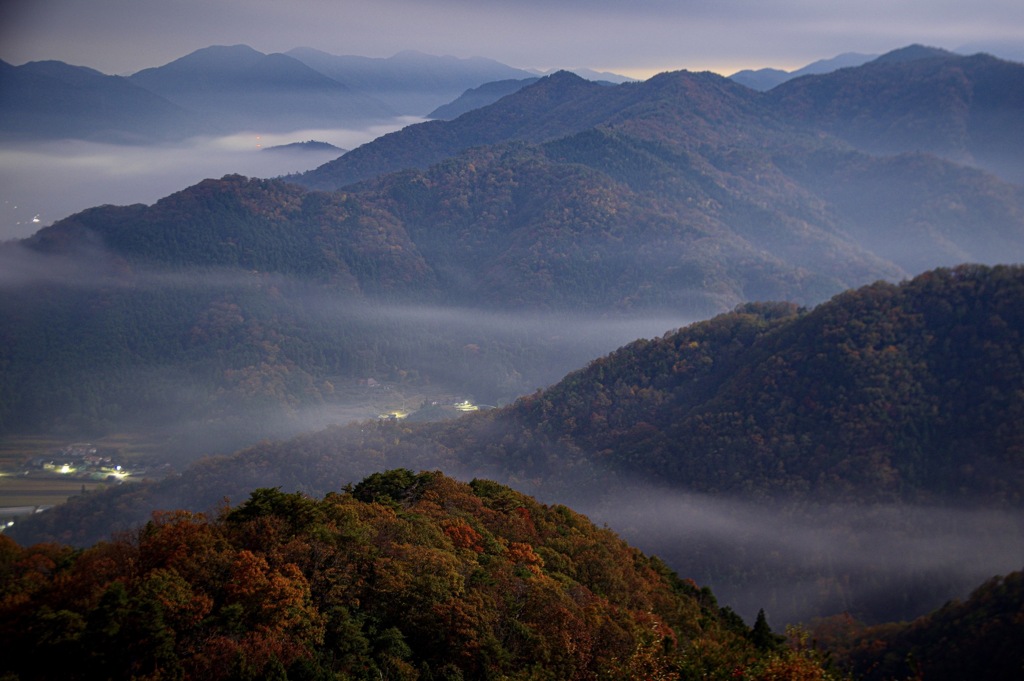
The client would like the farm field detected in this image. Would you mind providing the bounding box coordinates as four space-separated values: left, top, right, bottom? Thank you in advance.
0 433 159 528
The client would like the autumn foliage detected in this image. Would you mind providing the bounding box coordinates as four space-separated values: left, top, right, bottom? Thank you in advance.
0 470 831 680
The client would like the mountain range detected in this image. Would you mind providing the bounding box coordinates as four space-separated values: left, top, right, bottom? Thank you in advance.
7 42 1019 149
3 46 1024 437
2 44 1024 645
0 45 540 143
297 45 1024 187
3 46 566 144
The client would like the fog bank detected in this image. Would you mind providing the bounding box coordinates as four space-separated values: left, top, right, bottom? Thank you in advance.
0 119 420 241
579 485 1024 626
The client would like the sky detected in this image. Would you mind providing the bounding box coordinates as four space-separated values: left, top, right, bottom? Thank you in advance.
2 0 1023 79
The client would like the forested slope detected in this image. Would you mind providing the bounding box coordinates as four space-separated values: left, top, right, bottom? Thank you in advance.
510 263 1024 503
0 471 829 680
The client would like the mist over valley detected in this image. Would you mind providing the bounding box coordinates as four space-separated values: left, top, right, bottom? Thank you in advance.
3 39 1024 679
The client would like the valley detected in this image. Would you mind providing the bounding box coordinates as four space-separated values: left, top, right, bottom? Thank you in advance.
1 39 1023 679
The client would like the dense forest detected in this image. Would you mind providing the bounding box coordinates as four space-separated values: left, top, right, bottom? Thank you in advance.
0 471 832 680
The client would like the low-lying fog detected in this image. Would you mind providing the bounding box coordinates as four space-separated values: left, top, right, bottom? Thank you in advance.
576 484 1024 627
0 118 421 241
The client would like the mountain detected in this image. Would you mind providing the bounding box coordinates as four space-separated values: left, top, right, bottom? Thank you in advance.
870 43 957 64
729 51 876 91
727 66 791 92
0 46 548 142
286 47 538 116
9 265 1024 628
128 44 397 131
0 59 211 143
537 66 636 84
0 471 826 680
427 77 541 119
5 58 1024 442
293 71 621 190
767 46 1024 182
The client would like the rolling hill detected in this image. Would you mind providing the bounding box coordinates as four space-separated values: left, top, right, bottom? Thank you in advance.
1 471 825 680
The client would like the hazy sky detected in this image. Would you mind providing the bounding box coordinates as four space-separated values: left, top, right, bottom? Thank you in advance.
2 0 1022 78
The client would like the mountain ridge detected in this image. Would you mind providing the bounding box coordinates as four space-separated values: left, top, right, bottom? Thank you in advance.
0 58 212 142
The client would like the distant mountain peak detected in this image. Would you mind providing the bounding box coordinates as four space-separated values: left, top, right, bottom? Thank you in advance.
131 43 266 77
542 69 588 83
730 51 877 91
871 44 957 64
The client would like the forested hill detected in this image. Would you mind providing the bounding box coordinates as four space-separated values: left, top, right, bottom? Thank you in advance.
504 263 1024 503
0 471 829 680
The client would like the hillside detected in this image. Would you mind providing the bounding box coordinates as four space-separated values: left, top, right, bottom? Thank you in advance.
10 265 1024 627
292 71 623 190
0 471 830 680
510 264 1024 502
